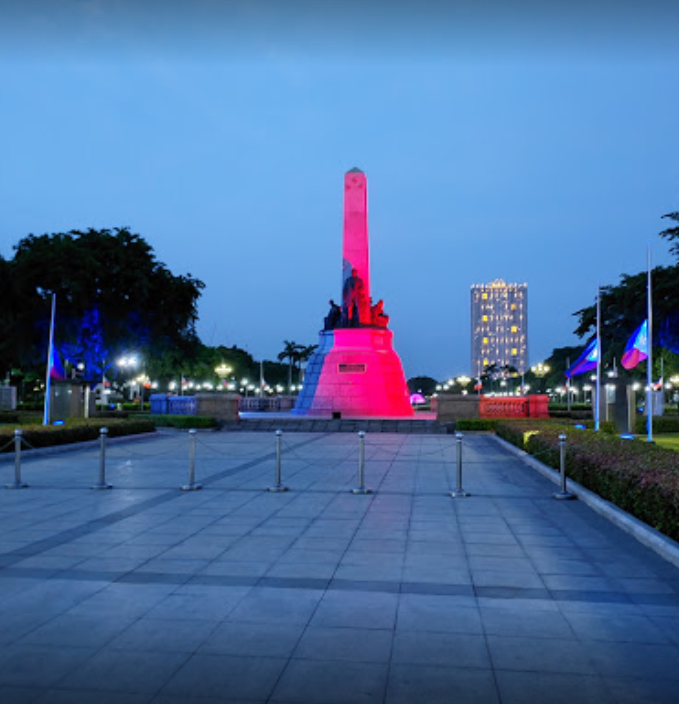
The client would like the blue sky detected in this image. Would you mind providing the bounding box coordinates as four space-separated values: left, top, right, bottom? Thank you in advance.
1 1 679 380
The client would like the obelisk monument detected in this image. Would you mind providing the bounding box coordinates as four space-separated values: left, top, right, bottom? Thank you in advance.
293 168 413 418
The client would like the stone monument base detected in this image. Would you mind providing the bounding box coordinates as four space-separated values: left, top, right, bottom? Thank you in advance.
293 328 414 418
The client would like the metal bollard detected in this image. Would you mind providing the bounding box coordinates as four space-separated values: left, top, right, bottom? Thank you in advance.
181 429 202 491
350 430 372 495
91 427 113 490
449 432 470 498
6 429 28 489
268 429 289 492
553 433 576 500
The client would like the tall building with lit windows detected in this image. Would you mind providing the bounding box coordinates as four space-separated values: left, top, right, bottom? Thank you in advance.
471 280 528 379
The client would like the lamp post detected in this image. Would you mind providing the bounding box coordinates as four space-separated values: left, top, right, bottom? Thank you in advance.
457 375 471 395
215 364 233 391
531 363 550 393
116 355 138 403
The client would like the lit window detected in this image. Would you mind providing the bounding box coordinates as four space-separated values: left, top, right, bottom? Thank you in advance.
511 326 517 333
482 293 488 300
511 348 517 356
511 303 516 310
483 358 489 366
483 337 488 345
482 315 488 322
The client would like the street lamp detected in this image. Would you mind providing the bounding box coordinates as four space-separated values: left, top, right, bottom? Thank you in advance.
215 364 233 390
531 363 550 393
457 376 471 394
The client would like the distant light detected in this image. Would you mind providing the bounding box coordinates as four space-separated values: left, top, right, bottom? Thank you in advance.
574 424 586 430
52 420 65 426
619 434 635 440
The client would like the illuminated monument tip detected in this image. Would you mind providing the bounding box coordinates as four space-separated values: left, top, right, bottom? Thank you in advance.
293 169 413 418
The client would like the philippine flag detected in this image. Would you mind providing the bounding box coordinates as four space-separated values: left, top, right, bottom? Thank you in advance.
565 339 598 378
621 320 648 370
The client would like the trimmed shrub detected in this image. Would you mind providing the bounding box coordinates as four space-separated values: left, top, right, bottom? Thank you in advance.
497 419 679 542
456 419 498 432
635 416 679 434
145 414 218 429
0 418 156 453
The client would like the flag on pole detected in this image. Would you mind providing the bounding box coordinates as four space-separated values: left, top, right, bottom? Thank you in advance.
621 320 648 370
565 339 598 378
50 346 66 380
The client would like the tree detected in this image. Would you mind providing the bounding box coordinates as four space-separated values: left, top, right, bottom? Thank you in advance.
297 344 318 383
573 207 679 372
407 376 438 396
0 228 204 380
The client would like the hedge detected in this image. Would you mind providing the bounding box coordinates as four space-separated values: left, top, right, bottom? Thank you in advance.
145 414 218 429
0 418 156 453
635 416 679 434
496 419 679 542
456 419 498 432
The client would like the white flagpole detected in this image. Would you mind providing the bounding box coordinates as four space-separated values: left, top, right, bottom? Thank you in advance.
595 286 601 431
647 243 653 442
43 293 56 426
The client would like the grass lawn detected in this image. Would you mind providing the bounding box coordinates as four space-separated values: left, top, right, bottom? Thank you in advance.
654 434 679 452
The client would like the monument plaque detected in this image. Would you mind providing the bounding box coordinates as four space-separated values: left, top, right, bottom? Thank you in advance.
293 169 413 418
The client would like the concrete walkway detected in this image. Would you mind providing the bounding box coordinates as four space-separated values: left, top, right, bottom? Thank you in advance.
0 430 678 704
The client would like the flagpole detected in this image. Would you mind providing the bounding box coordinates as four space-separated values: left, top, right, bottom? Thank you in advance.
43 293 56 426
647 242 653 442
566 357 571 412
595 285 601 432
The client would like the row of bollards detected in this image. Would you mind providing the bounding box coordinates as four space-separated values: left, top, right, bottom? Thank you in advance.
4 427 575 499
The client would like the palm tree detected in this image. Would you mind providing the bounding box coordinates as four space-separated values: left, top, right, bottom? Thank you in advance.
297 344 318 383
278 340 299 390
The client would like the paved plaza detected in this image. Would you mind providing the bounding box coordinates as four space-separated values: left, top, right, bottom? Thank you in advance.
0 429 678 704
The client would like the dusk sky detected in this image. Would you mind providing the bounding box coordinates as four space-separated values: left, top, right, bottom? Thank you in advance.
2 1 679 380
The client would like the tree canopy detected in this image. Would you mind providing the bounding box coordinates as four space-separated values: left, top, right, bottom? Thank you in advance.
0 227 204 379
573 207 679 368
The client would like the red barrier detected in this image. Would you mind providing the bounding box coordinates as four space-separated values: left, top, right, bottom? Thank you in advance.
479 395 549 419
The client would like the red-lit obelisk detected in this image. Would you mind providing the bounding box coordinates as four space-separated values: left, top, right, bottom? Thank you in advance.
293 168 413 418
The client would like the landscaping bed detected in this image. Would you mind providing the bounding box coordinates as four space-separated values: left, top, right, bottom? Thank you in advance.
0 418 156 453
496 419 679 542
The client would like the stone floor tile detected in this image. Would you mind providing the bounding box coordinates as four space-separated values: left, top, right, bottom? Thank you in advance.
147 587 250 621
583 641 679 679
199 620 305 658
564 612 670 644
385 663 499 704
392 630 490 669
34 690 152 704
109 617 219 653
227 586 322 625
0 645 95 688
487 635 597 674
311 590 398 630
293 626 392 663
494 670 616 704
604 676 679 704
396 594 482 633
480 607 574 639
161 653 286 701
271 659 387 704
58 650 189 694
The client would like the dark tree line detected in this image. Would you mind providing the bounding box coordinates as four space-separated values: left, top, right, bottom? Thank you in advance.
0 228 204 382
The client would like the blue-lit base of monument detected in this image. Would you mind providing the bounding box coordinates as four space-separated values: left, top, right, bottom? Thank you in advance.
292 328 414 418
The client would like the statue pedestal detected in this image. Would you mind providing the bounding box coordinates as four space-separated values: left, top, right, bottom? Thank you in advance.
293 328 414 418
